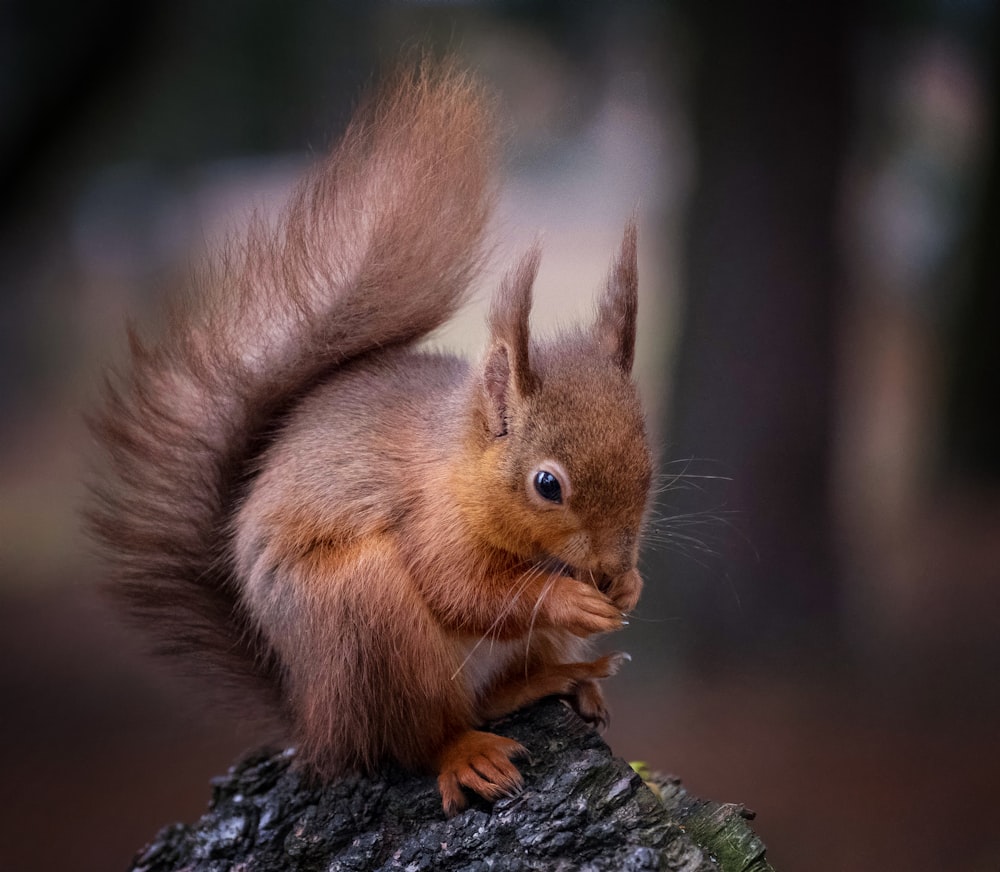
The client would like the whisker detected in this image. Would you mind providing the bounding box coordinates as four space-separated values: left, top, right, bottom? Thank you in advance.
650 457 733 496
645 508 740 524
619 613 683 624
645 529 722 551
523 566 567 676
449 562 544 681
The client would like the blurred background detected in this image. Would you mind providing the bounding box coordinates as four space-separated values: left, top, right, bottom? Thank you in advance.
2 1 999 870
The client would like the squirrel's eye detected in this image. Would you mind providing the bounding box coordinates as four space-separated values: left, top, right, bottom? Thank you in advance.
533 470 562 503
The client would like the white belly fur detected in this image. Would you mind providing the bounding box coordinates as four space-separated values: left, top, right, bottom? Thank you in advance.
453 636 524 699
452 631 588 701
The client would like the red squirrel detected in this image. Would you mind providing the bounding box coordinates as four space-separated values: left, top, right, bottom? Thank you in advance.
87 60 653 817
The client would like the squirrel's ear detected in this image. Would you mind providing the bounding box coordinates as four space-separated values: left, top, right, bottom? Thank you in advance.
483 245 541 435
594 218 638 375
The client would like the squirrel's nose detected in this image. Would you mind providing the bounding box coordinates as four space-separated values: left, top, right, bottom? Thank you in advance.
594 531 638 578
596 551 632 579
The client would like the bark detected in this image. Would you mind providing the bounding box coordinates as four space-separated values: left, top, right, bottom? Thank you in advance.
128 699 773 872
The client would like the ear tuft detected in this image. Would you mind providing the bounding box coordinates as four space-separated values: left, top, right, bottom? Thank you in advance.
482 245 541 435
595 218 638 374
483 342 511 436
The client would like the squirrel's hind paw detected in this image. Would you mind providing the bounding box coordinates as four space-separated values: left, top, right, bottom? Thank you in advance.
436 730 527 817
567 677 610 730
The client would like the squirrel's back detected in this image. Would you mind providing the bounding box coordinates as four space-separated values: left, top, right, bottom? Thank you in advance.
236 348 470 558
86 61 499 713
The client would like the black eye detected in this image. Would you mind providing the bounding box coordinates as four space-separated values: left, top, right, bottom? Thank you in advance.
533 470 562 503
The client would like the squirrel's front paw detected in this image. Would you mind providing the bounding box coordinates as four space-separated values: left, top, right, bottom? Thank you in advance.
600 568 643 614
542 576 625 637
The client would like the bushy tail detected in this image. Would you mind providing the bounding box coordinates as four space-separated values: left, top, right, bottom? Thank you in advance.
86 60 497 716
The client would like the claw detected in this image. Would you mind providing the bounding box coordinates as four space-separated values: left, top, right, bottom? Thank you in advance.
436 731 526 816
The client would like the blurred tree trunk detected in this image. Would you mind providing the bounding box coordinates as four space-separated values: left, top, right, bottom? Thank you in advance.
647 5 855 659
944 18 1000 484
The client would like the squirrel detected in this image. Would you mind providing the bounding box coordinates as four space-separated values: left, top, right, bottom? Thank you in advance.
86 60 653 817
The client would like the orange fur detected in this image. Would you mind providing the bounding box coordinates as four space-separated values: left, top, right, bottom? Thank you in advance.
87 60 653 816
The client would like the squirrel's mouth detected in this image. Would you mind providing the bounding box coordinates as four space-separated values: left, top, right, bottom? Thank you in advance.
536 556 614 595
535 556 576 581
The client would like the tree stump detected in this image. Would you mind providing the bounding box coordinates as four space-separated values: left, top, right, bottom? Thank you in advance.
128 699 774 871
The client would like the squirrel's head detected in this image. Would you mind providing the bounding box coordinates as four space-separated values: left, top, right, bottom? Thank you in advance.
464 220 652 584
